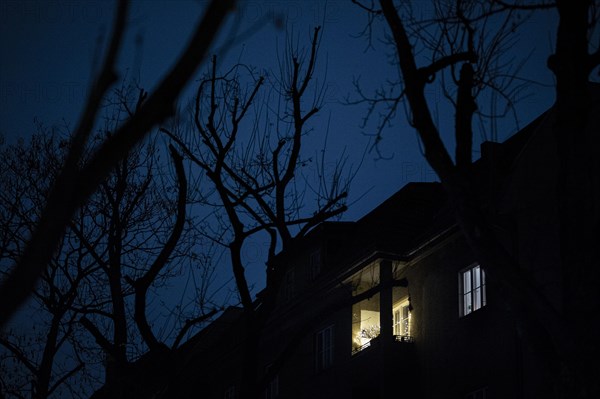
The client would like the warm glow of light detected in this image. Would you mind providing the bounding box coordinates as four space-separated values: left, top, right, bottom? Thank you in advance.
393 297 411 337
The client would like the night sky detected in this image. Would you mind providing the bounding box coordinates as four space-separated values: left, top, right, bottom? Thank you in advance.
0 0 559 295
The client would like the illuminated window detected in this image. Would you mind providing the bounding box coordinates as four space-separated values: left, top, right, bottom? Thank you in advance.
351 293 380 354
460 264 486 317
349 263 380 354
393 298 411 338
348 261 412 354
315 325 334 371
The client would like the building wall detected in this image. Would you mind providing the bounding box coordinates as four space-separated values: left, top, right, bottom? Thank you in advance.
265 228 548 399
204 145 568 399
407 235 523 399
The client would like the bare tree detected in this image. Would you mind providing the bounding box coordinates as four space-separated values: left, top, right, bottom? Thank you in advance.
0 0 237 328
69 89 224 399
163 26 352 398
0 133 91 398
353 0 599 397
0 90 223 398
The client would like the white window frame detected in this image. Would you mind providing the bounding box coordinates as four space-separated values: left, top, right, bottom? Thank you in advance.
315 325 334 371
459 264 486 317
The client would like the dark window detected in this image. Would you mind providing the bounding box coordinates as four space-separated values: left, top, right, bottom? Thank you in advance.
315 325 334 371
283 268 295 301
310 250 321 280
465 386 487 399
224 385 236 399
264 364 279 399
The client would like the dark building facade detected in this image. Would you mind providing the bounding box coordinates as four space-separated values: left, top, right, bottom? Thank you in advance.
255 182 527 399
247 106 570 399
168 90 600 399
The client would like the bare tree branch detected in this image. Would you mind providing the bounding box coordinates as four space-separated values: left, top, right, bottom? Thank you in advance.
47 362 84 397
172 308 219 349
131 145 187 351
418 51 477 82
493 0 556 10
375 0 585 382
379 0 456 178
0 0 236 327
0 336 37 375
79 316 115 358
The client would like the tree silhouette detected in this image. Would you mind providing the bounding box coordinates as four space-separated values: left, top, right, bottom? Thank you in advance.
0 0 236 329
354 0 599 396
0 89 224 398
0 133 91 398
163 27 352 398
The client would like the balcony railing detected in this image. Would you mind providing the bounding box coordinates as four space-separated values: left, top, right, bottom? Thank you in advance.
352 340 372 356
394 334 414 343
352 335 414 356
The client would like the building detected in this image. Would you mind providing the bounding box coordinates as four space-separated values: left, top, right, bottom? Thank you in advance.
257 182 522 399
248 104 575 399
165 87 599 399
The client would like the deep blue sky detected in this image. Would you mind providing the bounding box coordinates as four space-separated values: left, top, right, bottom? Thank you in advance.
0 1 559 295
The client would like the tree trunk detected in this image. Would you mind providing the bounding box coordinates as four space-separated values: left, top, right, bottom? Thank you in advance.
552 1 600 396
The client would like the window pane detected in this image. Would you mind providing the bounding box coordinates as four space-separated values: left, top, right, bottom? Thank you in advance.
473 266 481 288
324 332 332 367
473 287 481 310
393 299 411 337
481 269 486 306
401 305 410 336
464 293 472 315
264 369 278 399
393 309 401 335
225 386 235 399
352 294 380 353
317 326 333 370
317 332 323 369
325 327 332 367
463 270 472 293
